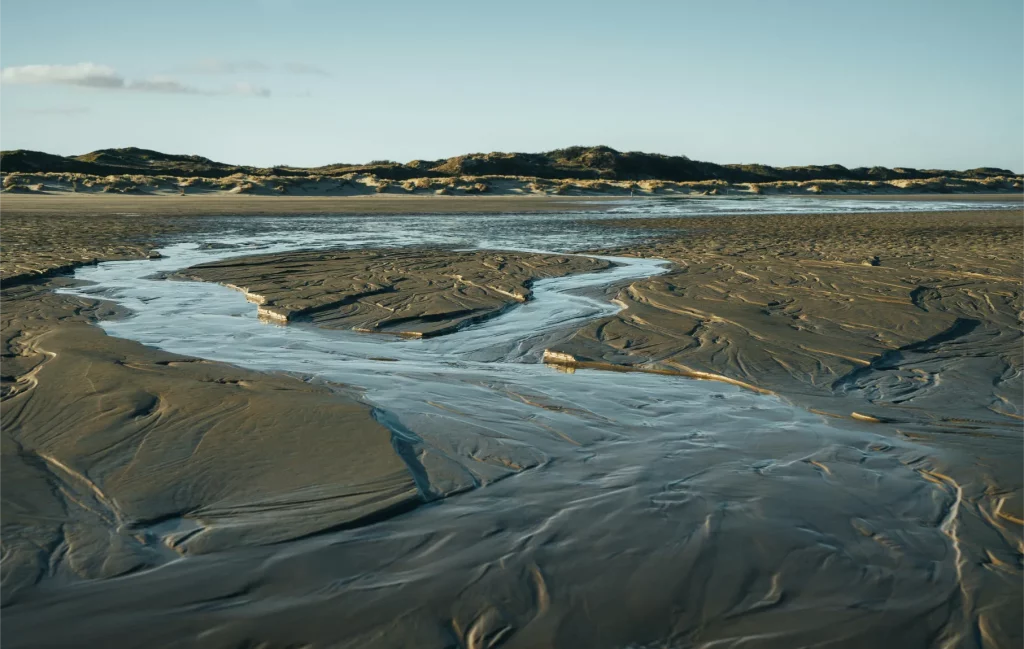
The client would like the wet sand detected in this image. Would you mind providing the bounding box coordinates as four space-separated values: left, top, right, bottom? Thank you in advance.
180 249 608 336
545 209 1024 643
2 197 1022 648
0 193 617 219
0 211 611 609
553 210 1023 425
1 283 421 605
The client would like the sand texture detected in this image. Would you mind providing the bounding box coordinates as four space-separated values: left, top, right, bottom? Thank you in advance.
0 209 423 606
1 284 419 604
180 249 609 336
551 211 1023 423
542 210 1024 623
0 207 187 287
2 200 1021 648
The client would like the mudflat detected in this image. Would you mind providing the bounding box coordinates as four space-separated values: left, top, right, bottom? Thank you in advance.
1 197 1021 648
1 285 421 606
0 206 614 609
545 209 1024 628
553 210 1022 426
181 249 609 336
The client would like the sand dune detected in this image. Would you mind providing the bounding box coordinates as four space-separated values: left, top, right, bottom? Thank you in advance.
3 169 1022 198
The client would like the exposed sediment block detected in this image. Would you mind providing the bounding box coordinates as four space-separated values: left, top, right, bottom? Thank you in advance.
180 248 610 337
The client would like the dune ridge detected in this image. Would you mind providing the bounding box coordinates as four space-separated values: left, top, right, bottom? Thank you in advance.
3 145 1020 197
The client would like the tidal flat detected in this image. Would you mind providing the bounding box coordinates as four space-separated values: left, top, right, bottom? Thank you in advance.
1 194 1021 649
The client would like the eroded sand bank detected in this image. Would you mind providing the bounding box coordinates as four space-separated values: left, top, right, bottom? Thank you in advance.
179 249 609 336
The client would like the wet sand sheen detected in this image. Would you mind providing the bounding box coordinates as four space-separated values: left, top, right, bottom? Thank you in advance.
1 200 1021 648
4 245 982 649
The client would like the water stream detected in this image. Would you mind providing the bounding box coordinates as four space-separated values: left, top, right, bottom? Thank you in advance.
37 197 1011 647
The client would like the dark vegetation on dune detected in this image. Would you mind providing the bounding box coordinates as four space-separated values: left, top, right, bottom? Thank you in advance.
1 145 1013 183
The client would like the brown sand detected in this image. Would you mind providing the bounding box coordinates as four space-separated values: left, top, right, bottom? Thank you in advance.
0 192 615 218
2 196 1022 647
180 249 609 336
541 209 1024 640
1 281 421 606
0 205 612 609
552 210 1023 425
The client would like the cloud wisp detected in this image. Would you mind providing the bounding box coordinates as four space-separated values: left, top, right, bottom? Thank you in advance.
186 58 330 77
0 63 271 97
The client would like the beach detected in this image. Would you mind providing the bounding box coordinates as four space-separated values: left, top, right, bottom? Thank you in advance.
1 194 1021 648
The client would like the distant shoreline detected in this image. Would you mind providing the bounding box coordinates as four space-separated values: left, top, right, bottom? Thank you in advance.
1 192 1020 218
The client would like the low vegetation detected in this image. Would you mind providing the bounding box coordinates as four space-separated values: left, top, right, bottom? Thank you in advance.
0 146 1019 197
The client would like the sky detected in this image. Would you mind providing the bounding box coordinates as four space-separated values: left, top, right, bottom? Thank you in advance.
1 0 1022 170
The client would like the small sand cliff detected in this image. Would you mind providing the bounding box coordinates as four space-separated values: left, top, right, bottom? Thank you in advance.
179 249 610 337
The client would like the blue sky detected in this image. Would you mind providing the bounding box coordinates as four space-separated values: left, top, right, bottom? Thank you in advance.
2 0 1021 170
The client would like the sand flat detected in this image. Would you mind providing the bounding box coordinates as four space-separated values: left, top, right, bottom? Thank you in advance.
180 249 610 336
1 197 1021 648
548 210 1022 425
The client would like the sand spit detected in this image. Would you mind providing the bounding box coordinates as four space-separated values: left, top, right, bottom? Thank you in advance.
2 169 1022 198
180 249 610 337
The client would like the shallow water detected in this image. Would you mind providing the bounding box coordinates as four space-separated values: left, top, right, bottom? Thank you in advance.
36 198 999 648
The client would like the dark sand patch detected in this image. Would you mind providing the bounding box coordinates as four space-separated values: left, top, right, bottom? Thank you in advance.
1 209 428 605
549 210 1022 423
540 210 1023 636
0 283 419 605
180 249 609 337
2 202 1021 648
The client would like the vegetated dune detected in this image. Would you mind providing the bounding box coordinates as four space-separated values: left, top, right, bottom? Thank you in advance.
2 168 1021 198
180 249 609 337
2 145 1021 197
2 145 1018 183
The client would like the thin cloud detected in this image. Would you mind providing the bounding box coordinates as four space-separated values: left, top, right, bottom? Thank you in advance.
183 58 330 77
1 63 271 97
231 82 272 98
188 59 271 74
20 106 92 116
127 77 203 94
0 63 124 88
282 62 330 77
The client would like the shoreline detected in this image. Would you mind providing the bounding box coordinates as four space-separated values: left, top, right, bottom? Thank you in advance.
0 191 1019 217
